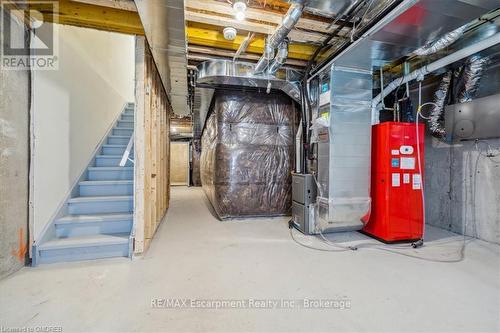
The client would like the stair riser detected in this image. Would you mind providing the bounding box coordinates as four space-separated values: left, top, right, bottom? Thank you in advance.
79 183 133 196
113 128 133 136
102 146 134 155
121 115 134 121
68 199 133 215
88 169 133 181
37 243 129 264
55 220 132 238
95 156 133 167
108 137 131 145
117 121 134 128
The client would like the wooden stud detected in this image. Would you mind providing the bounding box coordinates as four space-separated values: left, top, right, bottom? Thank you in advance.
133 36 146 254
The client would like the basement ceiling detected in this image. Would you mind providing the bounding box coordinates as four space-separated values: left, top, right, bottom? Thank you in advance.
28 0 409 115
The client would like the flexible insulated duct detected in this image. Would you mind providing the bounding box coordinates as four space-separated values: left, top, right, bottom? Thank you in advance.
428 71 452 137
413 24 468 57
426 55 488 138
458 55 489 103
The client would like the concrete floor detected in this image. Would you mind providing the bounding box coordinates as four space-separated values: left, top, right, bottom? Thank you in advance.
1 187 499 332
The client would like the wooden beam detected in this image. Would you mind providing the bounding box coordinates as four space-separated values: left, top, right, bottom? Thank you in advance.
185 9 325 44
69 0 136 12
134 36 146 254
187 24 316 61
187 45 307 67
28 0 143 35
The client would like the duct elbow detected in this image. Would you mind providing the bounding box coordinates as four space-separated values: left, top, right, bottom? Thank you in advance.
268 40 289 75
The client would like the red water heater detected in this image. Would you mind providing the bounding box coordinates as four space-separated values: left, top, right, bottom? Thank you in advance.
362 122 425 243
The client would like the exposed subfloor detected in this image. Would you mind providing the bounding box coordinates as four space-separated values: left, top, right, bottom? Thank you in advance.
1 187 499 332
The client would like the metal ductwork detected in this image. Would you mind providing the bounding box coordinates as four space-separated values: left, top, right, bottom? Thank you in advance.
268 39 289 75
254 1 305 74
197 60 302 102
254 37 275 75
134 0 189 116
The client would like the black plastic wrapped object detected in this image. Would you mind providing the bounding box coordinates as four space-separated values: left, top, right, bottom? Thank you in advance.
200 90 296 219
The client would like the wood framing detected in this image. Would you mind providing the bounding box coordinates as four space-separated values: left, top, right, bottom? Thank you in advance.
170 142 190 186
134 36 171 254
27 0 143 35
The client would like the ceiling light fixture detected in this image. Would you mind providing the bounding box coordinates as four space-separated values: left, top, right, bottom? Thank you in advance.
235 11 246 21
233 1 246 21
233 1 246 13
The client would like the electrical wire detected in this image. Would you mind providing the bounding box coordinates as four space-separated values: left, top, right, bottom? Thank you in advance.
290 225 469 262
415 101 438 246
350 0 376 42
289 227 350 252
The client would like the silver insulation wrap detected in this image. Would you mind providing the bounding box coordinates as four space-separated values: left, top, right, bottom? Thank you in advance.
414 24 468 57
429 72 452 138
458 55 489 103
200 90 295 219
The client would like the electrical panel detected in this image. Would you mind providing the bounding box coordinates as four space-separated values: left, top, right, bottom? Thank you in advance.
362 122 425 242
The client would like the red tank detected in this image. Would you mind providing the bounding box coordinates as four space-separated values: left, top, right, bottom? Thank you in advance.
362 122 425 243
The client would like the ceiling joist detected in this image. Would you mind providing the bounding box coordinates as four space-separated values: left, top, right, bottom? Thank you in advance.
185 0 351 35
187 45 307 67
186 24 316 61
185 10 325 44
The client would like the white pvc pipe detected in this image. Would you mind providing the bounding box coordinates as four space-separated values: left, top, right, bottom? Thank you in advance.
372 32 500 110
296 119 303 173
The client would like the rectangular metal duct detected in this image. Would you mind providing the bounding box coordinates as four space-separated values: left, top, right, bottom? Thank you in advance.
192 86 214 139
196 60 302 103
134 0 189 116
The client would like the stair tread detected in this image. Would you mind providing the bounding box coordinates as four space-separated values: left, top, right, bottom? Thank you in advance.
96 155 125 158
56 213 133 224
40 234 129 250
102 144 129 147
80 180 133 185
108 135 131 138
117 120 134 123
88 166 133 170
68 195 133 203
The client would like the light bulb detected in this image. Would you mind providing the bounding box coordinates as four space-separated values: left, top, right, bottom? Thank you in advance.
235 11 245 21
233 1 246 12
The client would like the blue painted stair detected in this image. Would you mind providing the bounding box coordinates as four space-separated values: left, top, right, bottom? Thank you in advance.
33 105 135 265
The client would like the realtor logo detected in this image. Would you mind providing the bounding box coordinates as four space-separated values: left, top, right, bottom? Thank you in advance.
1 0 58 70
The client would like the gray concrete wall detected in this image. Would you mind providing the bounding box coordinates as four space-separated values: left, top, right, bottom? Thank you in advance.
408 64 500 244
425 137 500 244
0 12 30 278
